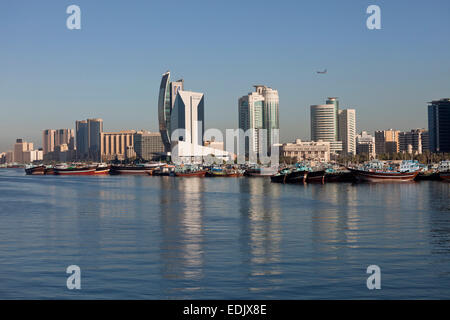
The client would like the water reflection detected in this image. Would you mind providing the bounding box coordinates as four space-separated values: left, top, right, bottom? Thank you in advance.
427 182 450 256
238 179 282 292
309 184 360 255
159 177 205 282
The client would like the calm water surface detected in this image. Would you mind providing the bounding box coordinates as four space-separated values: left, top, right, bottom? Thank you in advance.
0 168 449 299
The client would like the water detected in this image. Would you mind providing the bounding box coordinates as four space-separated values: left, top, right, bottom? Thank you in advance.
0 168 449 299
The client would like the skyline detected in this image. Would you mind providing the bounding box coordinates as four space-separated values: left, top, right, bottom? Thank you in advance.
1 0 450 151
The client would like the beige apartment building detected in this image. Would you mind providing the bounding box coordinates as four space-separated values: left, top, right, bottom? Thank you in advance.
100 130 136 161
281 139 330 163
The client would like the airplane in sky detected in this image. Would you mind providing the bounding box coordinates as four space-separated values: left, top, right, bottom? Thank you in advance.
317 69 327 74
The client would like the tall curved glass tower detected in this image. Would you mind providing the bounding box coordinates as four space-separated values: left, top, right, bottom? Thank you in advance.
158 71 172 153
158 71 184 154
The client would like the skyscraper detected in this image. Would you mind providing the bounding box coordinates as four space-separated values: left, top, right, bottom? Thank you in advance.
158 71 184 154
238 85 279 156
310 104 342 154
75 119 103 161
238 88 264 156
326 97 339 141
55 129 75 150
42 129 56 155
76 120 89 160
43 129 75 155
170 90 205 147
14 139 34 163
88 118 103 162
428 98 450 153
338 109 356 155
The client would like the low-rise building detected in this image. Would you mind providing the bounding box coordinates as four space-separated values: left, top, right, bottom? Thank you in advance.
204 139 224 151
281 139 330 163
23 149 43 163
6 151 14 163
171 140 234 164
100 130 136 161
134 131 165 161
356 131 376 158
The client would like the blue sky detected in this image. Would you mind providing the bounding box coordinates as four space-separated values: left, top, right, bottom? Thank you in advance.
1 0 449 151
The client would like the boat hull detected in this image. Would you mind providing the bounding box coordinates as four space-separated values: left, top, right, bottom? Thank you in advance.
245 168 277 177
25 166 46 175
440 172 450 181
349 168 419 182
286 170 308 183
110 166 151 175
207 170 242 177
325 172 356 182
306 170 326 183
270 174 287 183
94 169 110 175
54 168 96 175
175 170 207 177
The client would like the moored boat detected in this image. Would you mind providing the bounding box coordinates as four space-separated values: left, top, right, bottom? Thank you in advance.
325 171 356 182
54 166 96 175
150 164 175 176
348 160 420 182
245 167 277 177
206 168 243 177
94 165 110 175
44 167 55 175
25 165 46 175
110 164 153 175
415 171 441 181
348 168 419 182
270 168 290 183
286 169 308 183
174 169 208 177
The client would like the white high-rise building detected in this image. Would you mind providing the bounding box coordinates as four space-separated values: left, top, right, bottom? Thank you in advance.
171 90 205 147
326 97 339 140
238 85 279 156
238 89 264 156
310 104 343 154
170 90 232 163
338 109 356 155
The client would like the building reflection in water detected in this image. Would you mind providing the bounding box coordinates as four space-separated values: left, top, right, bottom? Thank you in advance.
427 182 450 256
159 177 205 284
239 178 282 292
309 183 360 264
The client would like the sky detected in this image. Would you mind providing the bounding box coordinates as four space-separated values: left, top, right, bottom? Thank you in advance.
1 0 449 151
